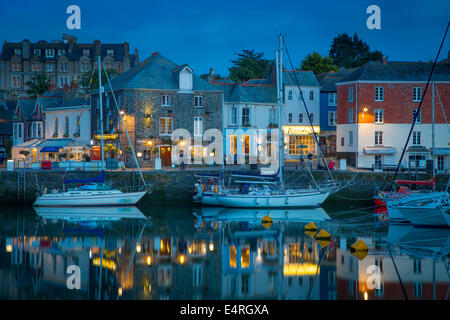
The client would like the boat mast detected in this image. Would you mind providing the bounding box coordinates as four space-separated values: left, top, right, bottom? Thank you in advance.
98 56 105 170
432 80 435 185
276 34 284 187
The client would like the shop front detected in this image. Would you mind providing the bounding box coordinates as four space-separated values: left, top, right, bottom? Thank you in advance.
282 126 320 158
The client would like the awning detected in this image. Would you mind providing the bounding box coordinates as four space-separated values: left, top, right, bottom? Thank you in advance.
406 146 429 153
40 147 61 153
431 148 450 156
364 146 396 155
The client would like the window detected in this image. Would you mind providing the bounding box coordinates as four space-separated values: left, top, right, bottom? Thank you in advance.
242 135 250 154
298 113 303 123
242 107 250 126
412 131 421 145
58 49 65 56
409 153 427 168
14 49 21 56
413 87 422 102
64 117 69 136
349 87 354 102
374 109 384 124
194 96 203 107
161 95 171 106
349 131 353 146
309 90 314 101
193 264 202 287
158 266 172 288
375 259 384 273
288 90 293 100
413 109 421 123
230 106 237 125
54 118 59 136
11 76 22 88
375 155 383 170
34 49 41 56
59 63 68 72
413 259 422 274
31 122 42 138
348 109 354 123
59 76 69 88
328 93 337 106
230 135 237 155
269 108 277 124
107 49 114 57
14 123 23 139
76 115 81 134
159 117 173 136
328 111 337 126
45 49 54 58
375 86 384 101
46 63 54 72
288 135 316 155
341 137 344 146
413 281 422 297
375 131 383 145
83 49 90 56
288 113 293 123
437 156 445 172
194 117 203 137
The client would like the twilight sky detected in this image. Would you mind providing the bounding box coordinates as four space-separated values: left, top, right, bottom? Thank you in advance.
1 0 449 76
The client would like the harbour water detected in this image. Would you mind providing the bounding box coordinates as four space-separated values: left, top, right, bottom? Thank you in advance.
0 198 449 300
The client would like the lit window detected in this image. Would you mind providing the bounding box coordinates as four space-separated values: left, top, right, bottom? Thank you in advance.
159 117 173 136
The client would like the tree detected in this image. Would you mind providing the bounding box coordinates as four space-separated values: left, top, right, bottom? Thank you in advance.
25 72 50 96
228 50 271 82
300 52 338 74
329 33 383 69
81 68 119 91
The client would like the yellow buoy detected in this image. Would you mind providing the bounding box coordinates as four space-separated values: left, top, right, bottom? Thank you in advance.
315 229 331 240
261 214 273 223
317 239 331 248
261 221 273 229
305 230 317 239
305 222 318 232
350 240 369 261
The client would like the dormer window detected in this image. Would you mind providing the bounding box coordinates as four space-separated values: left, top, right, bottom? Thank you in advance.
14 49 21 56
179 67 193 91
83 49 90 56
34 49 41 56
107 49 114 57
45 49 55 58
58 49 65 56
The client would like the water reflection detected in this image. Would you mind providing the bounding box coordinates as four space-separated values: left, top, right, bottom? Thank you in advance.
0 205 448 300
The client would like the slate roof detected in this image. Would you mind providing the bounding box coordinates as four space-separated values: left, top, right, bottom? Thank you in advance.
105 53 220 91
339 61 450 82
39 89 90 110
0 101 14 135
316 69 356 92
1 41 134 65
282 70 320 87
14 97 37 121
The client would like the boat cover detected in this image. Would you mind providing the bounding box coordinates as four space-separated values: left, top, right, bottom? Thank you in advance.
64 170 105 184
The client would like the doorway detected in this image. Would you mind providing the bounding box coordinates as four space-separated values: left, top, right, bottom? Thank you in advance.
160 146 172 167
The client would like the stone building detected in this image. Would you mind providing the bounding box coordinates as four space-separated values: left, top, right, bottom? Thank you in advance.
0 34 139 99
90 52 223 168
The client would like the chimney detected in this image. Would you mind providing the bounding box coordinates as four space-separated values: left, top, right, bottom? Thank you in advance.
22 39 30 59
64 34 77 53
93 40 101 57
135 48 140 65
124 42 129 57
208 68 216 82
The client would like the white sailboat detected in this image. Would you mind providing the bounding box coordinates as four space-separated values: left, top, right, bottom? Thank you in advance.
33 56 148 207
392 193 449 227
196 34 336 208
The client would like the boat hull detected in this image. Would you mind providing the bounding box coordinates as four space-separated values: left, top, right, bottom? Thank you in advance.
395 205 448 227
200 192 222 206
216 191 330 208
33 190 148 207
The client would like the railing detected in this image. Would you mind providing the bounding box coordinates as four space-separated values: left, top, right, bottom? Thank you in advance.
11 160 125 171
